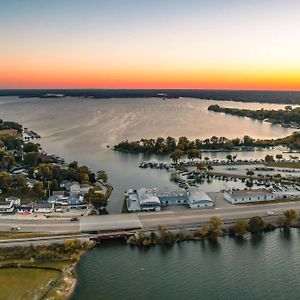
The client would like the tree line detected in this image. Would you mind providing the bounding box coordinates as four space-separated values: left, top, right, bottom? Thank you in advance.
208 104 300 126
114 132 300 162
128 210 299 247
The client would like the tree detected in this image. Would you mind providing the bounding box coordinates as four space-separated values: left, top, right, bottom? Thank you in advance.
28 167 35 179
37 163 52 183
1 154 15 171
97 170 108 183
33 182 45 199
275 154 283 160
49 179 59 192
246 180 253 188
187 149 202 161
207 216 223 240
246 170 255 177
69 161 78 169
85 189 108 210
265 155 275 163
166 136 176 152
23 142 39 153
23 152 38 167
248 216 266 234
226 154 232 161
207 165 213 171
0 172 13 192
233 219 247 237
243 135 254 146
282 209 298 228
170 149 183 164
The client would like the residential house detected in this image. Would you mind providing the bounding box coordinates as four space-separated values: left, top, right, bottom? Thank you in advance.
5 196 21 206
0 200 14 213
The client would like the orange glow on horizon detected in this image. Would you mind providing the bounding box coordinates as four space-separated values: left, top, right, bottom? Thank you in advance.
1 62 300 91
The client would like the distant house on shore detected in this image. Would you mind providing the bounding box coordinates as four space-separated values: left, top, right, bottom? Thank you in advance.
5 196 21 206
0 200 15 213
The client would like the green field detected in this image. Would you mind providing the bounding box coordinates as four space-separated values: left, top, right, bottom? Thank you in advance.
0 267 62 300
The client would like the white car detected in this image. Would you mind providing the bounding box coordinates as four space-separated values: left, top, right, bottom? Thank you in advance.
10 226 21 231
266 211 274 216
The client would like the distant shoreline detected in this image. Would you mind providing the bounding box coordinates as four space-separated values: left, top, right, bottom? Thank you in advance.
1 89 300 105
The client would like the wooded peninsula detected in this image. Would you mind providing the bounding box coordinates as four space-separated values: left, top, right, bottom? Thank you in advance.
208 104 300 128
114 133 300 160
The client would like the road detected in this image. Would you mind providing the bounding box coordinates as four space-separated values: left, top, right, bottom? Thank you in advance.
1 201 300 234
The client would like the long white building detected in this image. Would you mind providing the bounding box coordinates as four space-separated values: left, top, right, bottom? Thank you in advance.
126 187 214 212
224 189 276 204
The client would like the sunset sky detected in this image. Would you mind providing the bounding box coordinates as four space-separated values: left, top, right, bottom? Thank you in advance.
1 0 300 90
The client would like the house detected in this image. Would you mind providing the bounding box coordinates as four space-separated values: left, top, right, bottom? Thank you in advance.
64 181 81 193
52 191 65 196
186 188 214 208
224 189 276 204
127 188 161 212
26 178 38 189
69 182 81 193
67 195 82 205
5 196 21 206
80 184 92 194
33 203 54 213
60 180 71 189
0 200 14 213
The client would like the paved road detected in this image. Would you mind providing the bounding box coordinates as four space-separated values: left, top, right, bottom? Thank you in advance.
1 201 300 234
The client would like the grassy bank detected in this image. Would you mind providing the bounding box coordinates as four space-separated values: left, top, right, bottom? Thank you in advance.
0 232 81 240
0 240 95 299
0 264 62 300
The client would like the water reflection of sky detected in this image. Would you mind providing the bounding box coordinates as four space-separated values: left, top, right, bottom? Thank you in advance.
0 96 296 213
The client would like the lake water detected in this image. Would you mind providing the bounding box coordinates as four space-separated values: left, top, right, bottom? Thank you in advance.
1 97 299 299
72 230 300 300
0 96 295 213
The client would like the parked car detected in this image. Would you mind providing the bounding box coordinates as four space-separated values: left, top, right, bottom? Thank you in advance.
10 226 21 231
70 217 79 222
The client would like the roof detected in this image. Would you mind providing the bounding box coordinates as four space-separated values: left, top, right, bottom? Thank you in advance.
155 188 188 198
17 205 33 210
137 188 161 205
0 201 13 207
80 184 91 188
187 188 213 203
5 196 20 201
61 180 71 185
230 189 273 197
33 203 54 209
0 129 18 137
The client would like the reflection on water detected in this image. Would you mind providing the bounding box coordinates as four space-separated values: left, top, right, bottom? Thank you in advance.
72 230 300 300
0 97 295 213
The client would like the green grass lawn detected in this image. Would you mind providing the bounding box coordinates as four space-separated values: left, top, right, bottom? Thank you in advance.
0 267 61 300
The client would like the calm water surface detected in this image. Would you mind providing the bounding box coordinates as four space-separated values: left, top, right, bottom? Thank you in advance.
0 97 295 212
72 230 300 300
